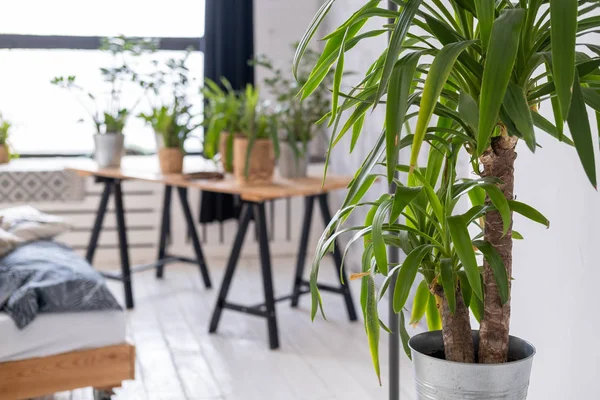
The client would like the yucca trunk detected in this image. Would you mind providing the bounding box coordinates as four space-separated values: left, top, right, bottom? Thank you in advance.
435 284 475 363
479 134 517 363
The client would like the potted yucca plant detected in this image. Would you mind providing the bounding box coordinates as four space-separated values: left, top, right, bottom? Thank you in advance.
0 113 13 164
296 0 600 398
253 46 333 178
233 85 280 185
202 78 244 173
52 36 155 168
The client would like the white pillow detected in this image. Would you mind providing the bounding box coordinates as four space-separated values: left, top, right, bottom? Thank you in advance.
0 206 71 242
0 228 23 257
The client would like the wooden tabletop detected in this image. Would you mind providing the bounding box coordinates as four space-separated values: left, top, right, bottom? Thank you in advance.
65 156 352 202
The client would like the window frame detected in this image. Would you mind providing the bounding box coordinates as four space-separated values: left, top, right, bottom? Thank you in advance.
0 34 205 157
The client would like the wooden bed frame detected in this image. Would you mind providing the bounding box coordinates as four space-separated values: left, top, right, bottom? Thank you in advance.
0 343 135 400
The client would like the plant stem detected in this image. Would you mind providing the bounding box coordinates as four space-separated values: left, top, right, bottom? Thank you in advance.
478 134 517 364
434 284 474 363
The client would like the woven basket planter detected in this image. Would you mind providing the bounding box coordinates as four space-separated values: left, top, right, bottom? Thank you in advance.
0 145 9 164
233 136 275 185
158 148 184 174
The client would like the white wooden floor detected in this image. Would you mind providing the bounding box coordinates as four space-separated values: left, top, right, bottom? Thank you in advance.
43 256 416 400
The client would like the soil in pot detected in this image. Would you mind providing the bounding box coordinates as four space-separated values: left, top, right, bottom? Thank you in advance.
219 132 235 173
0 145 10 164
233 136 275 185
158 148 184 174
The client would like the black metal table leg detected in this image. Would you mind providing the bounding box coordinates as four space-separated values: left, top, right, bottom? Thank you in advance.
291 195 315 307
209 203 253 333
86 180 112 264
317 194 358 321
254 202 280 350
177 187 212 288
113 180 134 309
156 185 172 278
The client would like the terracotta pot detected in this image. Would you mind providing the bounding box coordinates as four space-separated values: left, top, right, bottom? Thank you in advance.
233 136 275 185
158 148 184 174
0 144 9 164
219 132 235 173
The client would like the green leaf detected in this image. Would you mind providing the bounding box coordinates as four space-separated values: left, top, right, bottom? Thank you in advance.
372 199 393 275
293 0 336 79
457 270 472 307
477 9 525 155
512 230 524 239
467 185 486 206
426 293 442 330
386 52 422 183
458 91 479 135
473 240 509 304
567 71 597 188
474 0 494 51
481 183 511 236
410 41 474 168
360 244 374 319
391 185 423 223
447 215 483 301
329 28 349 126
582 88 600 113
365 275 382 386
440 258 456 314
532 112 574 146
393 244 433 312
399 311 413 360
470 288 484 323
410 279 430 325
509 200 550 227
550 0 578 117
374 0 423 107
503 82 536 152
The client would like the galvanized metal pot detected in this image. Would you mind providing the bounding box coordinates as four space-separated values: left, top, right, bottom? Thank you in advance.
279 141 309 179
93 133 124 168
409 331 535 400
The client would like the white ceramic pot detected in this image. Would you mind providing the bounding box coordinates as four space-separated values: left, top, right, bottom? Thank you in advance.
93 133 124 168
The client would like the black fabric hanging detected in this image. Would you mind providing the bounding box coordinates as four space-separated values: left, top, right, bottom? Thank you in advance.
200 0 255 223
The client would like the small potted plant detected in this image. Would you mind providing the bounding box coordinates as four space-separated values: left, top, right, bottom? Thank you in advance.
202 78 243 173
253 47 333 178
233 85 279 185
139 52 200 174
0 113 13 164
139 100 198 174
52 36 155 168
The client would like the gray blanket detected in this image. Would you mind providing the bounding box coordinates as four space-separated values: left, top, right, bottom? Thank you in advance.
0 240 121 329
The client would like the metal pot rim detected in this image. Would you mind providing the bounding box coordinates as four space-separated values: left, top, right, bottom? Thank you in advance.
408 330 536 367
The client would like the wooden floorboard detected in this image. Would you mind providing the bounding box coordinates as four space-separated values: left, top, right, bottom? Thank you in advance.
36 256 415 400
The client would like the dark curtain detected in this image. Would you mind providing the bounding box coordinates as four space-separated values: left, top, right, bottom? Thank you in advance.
200 0 254 223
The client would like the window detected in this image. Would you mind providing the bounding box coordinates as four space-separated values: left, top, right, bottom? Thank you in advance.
0 0 205 155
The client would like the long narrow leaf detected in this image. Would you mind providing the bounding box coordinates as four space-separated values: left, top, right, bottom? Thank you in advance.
365 275 382 385
410 279 430 325
550 0 578 117
447 215 483 300
509 200 550 227
410 41 474 169
393 244 433 312
440 258 456 314
473 240 509 304
567 71 597 188
399 311 413 359
426 293 442 330
477 9 525 155
503 82 536 152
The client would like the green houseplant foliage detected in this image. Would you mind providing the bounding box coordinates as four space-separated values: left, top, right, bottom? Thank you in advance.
139 51 201 151
51 36 156 135
202 78 244 170
294 0 600 381
239 84 280 178
253 45 334 161
0 114 11 147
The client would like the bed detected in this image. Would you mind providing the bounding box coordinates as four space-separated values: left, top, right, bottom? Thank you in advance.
0 238 135 400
